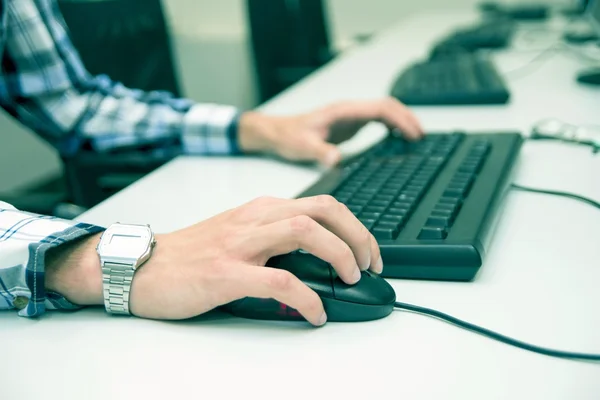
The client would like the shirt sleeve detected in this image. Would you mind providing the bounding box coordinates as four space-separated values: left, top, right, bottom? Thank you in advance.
0 0 242 157
0 201 104 317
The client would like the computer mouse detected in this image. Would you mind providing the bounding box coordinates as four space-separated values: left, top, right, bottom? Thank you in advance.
221 252 396 323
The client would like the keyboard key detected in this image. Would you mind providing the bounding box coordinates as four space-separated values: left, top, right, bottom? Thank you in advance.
438 196 462 205
360 219 377 230
426 215 451 227
387 207 410 216
348 205 363 215
431 209 456 224
433 203 455 212
347 198 369 207
360 212 382 221
381 188 399 196
372 224 400 240
364 205 387 214
444 185 468 198
371 199 392 207
380 215 406 229
378 194 396 203
354 193 373 201
418 226 448 240
397 194 417 203
362 186 381 194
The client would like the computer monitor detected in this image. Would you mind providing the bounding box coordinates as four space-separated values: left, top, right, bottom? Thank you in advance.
588 0 600 32
576 0 600 85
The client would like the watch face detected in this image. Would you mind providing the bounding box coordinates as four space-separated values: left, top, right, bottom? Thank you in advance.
97 224 153 262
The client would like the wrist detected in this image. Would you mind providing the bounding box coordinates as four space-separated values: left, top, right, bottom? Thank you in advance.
238 111 280 153
45 232 103 306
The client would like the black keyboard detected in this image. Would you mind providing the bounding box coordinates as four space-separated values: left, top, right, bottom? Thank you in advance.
479 2 549 20
296 132 523 281
391 55 510 105
442 21 515 50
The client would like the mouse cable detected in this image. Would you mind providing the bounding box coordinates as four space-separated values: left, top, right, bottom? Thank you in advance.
393 302 600 361
503 41 600 81
511 184 600 210
502 44 561 80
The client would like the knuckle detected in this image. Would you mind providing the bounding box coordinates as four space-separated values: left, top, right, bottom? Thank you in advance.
305 294 323 315
359 226 372 247
267 270 295 291
338 245 356 264
312 194 339 210
385 97 398 108
339 202 352 215
289 215 315 236
251 196 277 207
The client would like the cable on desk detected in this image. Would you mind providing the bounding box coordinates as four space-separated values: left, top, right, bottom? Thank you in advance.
502 44 561 80
394 302 600 361
502 41 600 81
511 184 600 210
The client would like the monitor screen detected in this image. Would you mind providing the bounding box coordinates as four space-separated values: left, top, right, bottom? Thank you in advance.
590 0 600 33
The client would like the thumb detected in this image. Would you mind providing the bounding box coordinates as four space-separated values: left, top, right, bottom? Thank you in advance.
305 136 341 167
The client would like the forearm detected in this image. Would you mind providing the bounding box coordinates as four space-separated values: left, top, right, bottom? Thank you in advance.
0 201 104 316
45 232 103 306
1 0 243 158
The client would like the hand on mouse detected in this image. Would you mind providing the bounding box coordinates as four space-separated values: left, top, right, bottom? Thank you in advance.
238 97 424 167
46 195 382 326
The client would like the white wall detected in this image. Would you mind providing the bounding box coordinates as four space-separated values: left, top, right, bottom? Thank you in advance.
0 0 569 193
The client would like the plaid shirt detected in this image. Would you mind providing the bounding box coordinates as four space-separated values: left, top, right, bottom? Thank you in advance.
0 0 241 316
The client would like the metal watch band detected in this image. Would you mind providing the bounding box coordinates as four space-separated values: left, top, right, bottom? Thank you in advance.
102 261 134 315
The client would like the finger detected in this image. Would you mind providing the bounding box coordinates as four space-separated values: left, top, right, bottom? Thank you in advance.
250 215 361 285
236 266 327 326
321 99 423 140
378 98 424 140
291 134 341 167
254 195 374 273
370 235 383 274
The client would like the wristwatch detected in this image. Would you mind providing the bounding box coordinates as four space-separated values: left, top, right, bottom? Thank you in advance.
96 223 156 315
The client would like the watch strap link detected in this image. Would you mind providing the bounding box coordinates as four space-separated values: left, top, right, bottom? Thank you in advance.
102 261 134 315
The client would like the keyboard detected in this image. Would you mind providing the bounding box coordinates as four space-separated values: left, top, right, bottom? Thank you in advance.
296 132 523 281
391 54 510 105
479 2 549 20
442 21 515 50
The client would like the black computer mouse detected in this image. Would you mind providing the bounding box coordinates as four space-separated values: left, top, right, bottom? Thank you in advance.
221 252 396 323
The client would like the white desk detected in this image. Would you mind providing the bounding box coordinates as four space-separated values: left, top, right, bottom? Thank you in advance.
3 10 600 400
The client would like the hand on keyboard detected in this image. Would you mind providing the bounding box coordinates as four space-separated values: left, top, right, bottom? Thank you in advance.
237 97 424 167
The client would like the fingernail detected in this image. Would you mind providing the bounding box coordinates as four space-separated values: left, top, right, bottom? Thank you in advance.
373 255 383 274
360 254 370 271
317 312 327 326
352 268 362 283
325 150 340 167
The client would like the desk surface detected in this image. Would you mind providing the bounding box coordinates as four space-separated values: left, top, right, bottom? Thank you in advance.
3 11 600 400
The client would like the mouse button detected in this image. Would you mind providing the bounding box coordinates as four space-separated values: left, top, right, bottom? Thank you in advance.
332 272 396 306
266 253 335 298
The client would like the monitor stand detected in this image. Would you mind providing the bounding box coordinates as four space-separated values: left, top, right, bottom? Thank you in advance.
577 68 600 86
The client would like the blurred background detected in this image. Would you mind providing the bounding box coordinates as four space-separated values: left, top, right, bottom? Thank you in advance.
0 0 577 213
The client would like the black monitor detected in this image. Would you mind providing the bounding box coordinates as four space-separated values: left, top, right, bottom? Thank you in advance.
576 0 600 85
589 0 600 31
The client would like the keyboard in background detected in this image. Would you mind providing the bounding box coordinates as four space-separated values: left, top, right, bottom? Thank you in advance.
296 132 523 281
439 20 515 50
390 54 510 105
479 2 549 20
